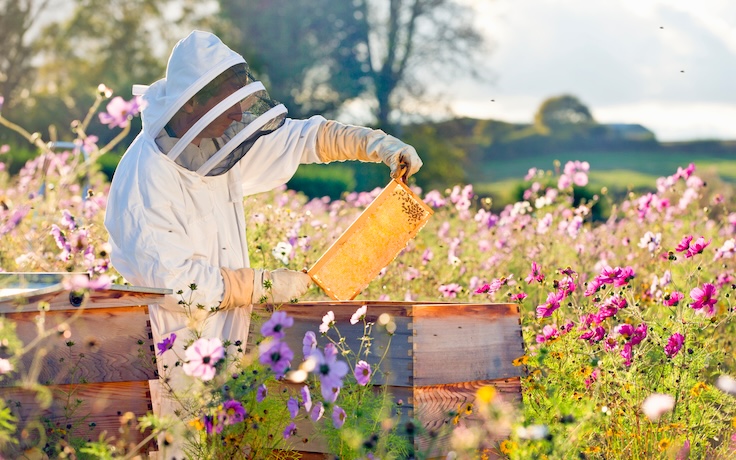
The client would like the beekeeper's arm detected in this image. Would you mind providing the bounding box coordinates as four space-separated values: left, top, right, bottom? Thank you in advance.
107 205 310 313
315 120 423 181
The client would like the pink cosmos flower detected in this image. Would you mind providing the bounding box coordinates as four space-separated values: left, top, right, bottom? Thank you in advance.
620 342 633 367
663 291 684 307
183 338 225 381
536 291 563 318
580 326 606 344
510 292 528 302
220 400 246 426
685 236 711 258
664 333 685 358
557 276 576 297
439 283 463 298
641 393 675 421
319 311 335 334
630 323 648 346
350 305 367 325
354 360 372 386
332 405 347 428
584 368 599 388
525 261 545 284
689 283 718 316
536 325 559 343
261 310 294 340
98 96 142 128
675 235 694 253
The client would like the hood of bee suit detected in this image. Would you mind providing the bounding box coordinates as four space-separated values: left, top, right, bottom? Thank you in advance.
133 30 287 176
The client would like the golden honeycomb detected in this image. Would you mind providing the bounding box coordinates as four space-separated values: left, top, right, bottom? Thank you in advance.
308 179 433 300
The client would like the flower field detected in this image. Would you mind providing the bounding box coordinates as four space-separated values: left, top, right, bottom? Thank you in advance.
0 94 735 459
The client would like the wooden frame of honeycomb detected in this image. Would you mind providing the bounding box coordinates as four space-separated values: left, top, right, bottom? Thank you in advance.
308 179 434 300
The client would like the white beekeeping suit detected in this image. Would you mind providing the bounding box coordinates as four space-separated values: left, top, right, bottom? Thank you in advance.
104 30 422 458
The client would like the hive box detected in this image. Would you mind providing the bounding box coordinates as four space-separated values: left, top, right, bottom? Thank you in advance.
249 300 525 456
0 273 169 456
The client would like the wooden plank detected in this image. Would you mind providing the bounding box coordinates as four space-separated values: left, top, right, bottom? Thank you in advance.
0 284 170 313
308 179 433 300
412 304 524 386
1 307 156 386
1 380 155 456
413 378 522 458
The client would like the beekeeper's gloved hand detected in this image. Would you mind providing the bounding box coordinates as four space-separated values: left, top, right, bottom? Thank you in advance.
220 267 312 308
316 120 423 181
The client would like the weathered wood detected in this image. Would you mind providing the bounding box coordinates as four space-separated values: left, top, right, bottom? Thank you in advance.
308 180 433 300
0 283 170 313
2 306 157 386
412 303 523 386
1 380 155 456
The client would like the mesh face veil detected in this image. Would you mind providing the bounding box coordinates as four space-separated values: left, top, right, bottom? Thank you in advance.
165 68 287 176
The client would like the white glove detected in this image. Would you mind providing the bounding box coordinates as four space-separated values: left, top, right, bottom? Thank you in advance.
316 120 423 181
254 268 312 304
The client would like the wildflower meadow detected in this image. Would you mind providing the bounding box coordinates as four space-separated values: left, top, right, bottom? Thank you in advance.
0 90 735 459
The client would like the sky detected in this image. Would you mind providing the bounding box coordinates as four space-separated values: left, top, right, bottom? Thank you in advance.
454 0 736 141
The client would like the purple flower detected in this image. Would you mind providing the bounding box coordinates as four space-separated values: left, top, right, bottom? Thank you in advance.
354 360 372 386
283 422 297 439
620 342 633 367
630 323 648 345
332 405 347 428
261 310 294 340
580 326 606 344
156 333 176 355
350 305 367 325
319 311 335 334
301 385 312 413
257 384 268 402
287 396 300 419
310 401 324 421
664 333 685 358
303 331 317 358
313 346 348 390
203 414 223 435
690 283 718 316
536 325 559 344
258 340 294 378
98 96 142 128
182 338 225 381
511 292 527 302
220 400 246 426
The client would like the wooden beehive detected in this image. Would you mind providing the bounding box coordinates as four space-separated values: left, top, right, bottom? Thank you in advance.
308 179 433 300
0 273 169 456
248 300 525 457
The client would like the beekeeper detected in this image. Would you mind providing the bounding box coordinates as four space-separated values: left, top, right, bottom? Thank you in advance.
104 30 421 455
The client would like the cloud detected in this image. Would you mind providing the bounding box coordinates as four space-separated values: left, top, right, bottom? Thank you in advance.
456 0 736 140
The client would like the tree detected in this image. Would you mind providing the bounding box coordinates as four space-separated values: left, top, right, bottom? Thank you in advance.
218 0 491 131
533 94 596 137
216 0 370 120
0 0 52 110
